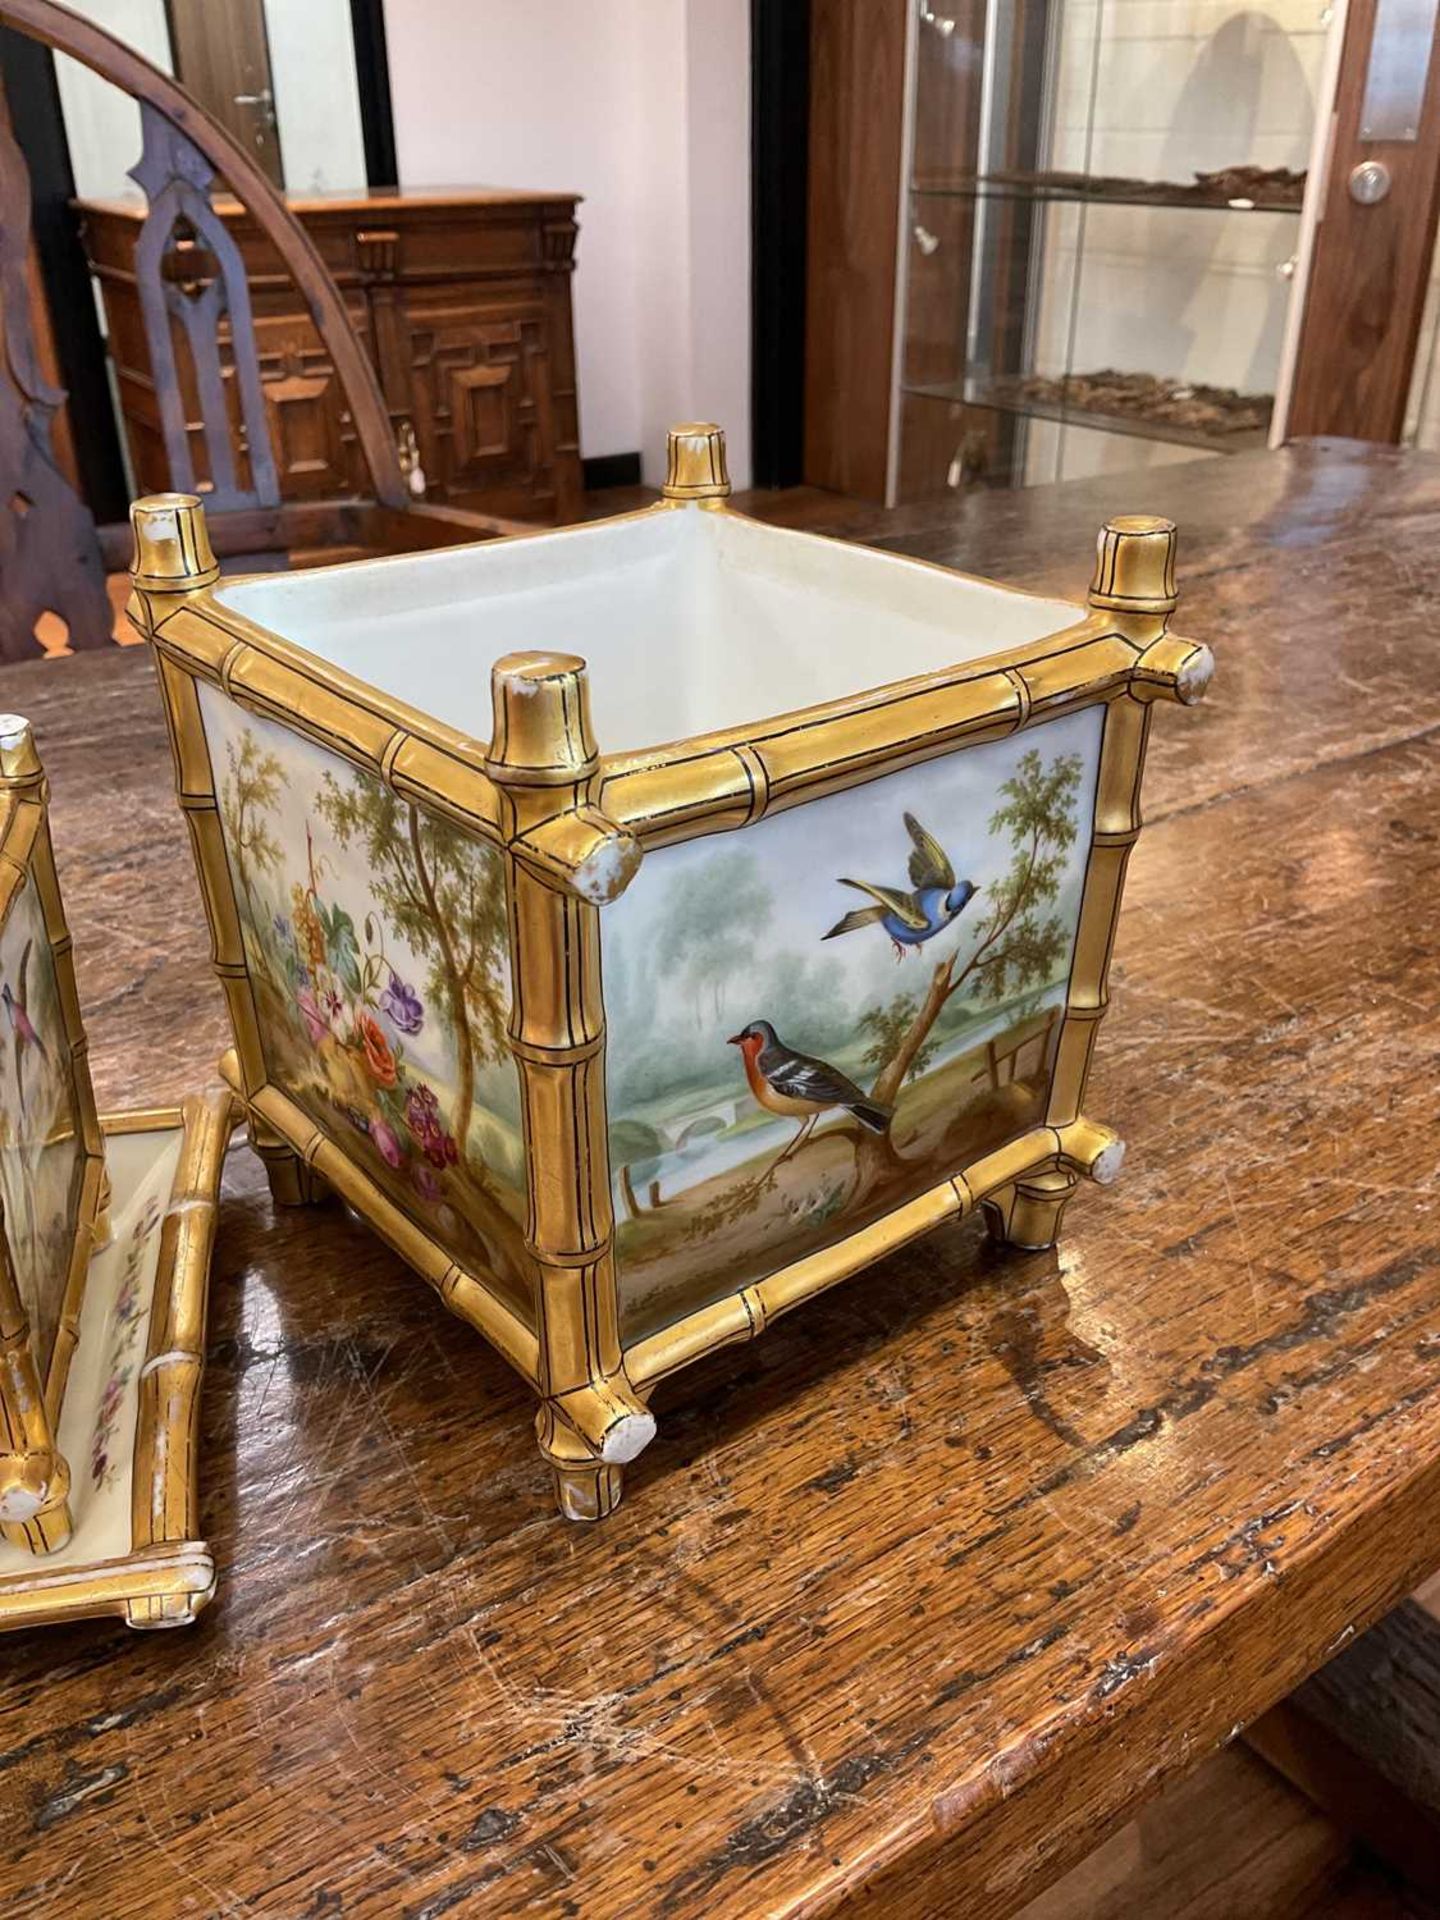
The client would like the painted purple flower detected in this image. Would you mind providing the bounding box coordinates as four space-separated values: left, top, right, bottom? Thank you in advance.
404 1083 440 1139
295 986 328 1047
370 1116 404 1168
411 1163 442 1202
403 1083 458 1168
380 971 424 1035
273 912 293 946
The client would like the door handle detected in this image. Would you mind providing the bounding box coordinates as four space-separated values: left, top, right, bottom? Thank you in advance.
233 87 277 128
1349 160 1393 205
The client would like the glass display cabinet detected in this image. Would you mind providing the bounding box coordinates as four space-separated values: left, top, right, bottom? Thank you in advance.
895 1 1343 497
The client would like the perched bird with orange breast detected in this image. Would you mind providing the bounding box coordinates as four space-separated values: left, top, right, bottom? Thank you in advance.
728 1020 892 1158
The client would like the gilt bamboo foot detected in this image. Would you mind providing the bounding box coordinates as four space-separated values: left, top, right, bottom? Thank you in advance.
982 1170 1079 1251
252 1127 331 1209
535 1399 650 1522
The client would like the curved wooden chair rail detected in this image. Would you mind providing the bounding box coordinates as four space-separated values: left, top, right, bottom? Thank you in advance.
0 0 516 662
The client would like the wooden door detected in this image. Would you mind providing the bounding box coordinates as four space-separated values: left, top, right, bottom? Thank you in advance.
165 0 283 189
1286 0 1440 439
803 0 909 501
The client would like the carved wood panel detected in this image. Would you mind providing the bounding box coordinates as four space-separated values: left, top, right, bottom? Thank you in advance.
406 299 554 502
249 308 370 500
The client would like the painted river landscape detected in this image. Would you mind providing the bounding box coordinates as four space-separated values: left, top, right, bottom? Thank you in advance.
604 709 1103 1341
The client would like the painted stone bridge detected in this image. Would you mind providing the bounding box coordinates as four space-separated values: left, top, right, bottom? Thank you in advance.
658 1095 744 1150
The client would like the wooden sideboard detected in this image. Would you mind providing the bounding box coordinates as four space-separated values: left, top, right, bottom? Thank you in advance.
77 186 584 523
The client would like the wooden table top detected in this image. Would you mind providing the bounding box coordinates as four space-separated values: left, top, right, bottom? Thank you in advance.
2 438 1438 1918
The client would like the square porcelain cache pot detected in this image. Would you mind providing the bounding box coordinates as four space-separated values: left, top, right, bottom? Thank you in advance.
128 425 1212 1521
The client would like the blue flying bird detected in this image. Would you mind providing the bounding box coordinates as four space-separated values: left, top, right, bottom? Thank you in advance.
823 813 980 959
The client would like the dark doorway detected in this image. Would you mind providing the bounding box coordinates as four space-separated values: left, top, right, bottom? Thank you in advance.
750 0 810 489
0 29 128 522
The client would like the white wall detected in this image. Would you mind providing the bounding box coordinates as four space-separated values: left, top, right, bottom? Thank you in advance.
54 0 172 202
383 0 753 483
677 0 753 490
264 0 369 195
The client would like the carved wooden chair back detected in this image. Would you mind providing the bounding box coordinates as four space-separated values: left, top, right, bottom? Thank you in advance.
0 0 511 663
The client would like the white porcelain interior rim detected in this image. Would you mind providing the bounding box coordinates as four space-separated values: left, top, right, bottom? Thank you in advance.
215 510 1085 759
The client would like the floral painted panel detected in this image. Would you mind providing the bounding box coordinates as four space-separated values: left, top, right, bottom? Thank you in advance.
0 871 85 1377
197 688 531 1324
88 1186 165 1493
604 709 1104 1343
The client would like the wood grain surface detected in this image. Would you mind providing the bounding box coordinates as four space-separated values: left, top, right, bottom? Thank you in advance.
0 438 1438 1918
803 0 908 500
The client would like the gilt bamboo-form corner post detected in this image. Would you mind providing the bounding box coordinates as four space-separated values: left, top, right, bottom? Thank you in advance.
0 714 106 1556
486 651 652 1521
0 719 69 1554
662 421 733 503
0 1232 72 1553
129 494 321 1209
986 513 1213 1251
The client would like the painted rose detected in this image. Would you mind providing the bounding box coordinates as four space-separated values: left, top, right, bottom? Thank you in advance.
296 986 329 1048
357 1012 398 1087
379 971 423 1035
370 1115 404 1167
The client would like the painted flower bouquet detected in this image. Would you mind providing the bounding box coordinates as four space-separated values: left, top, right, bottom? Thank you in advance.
268 847 461 1216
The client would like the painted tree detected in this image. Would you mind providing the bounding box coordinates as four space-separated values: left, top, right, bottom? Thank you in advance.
219 731 285 920
859 993 940 1087
315 772 508 1161
662 851 773 1027
862 748 1084 1113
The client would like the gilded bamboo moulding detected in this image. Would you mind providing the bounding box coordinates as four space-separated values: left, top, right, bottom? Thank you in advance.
0 716 235 1631
128 425 1213 1521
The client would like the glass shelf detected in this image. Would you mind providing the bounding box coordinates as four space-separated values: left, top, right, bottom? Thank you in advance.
905 378 1272 457
910 171 1307 216
898 0 1327 498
